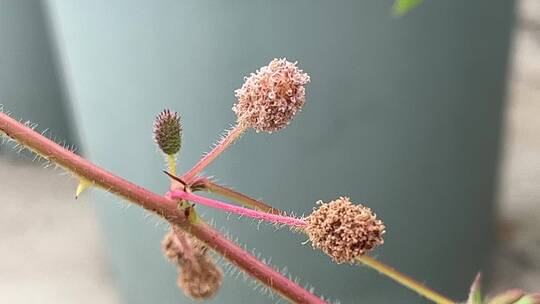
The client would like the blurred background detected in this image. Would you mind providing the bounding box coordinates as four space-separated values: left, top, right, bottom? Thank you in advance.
0 1 538 303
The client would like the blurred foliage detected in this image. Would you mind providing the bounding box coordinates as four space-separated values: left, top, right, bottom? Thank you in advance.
465 273 540 304
466 273 483 304
393 0 423 15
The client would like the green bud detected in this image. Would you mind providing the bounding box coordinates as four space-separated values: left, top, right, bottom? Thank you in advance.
153 109 182 155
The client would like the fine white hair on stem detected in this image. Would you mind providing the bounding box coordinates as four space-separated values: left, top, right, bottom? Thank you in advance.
205 221 323 303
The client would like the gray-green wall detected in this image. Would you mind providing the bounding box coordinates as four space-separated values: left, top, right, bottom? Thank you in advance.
0 1 74 155
44 1 514 303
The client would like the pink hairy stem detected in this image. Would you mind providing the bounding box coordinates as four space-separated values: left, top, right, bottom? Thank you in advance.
182 124 247 184
169 190 306 228
0 112 325 304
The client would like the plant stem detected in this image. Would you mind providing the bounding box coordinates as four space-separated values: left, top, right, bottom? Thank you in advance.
167 154 177 176
356 255 454 304
0 112 324 304
170 190 306 228
166 154 185 190
200 179 282 214
182 124 247 183
190 220 322 302
172 186 456 304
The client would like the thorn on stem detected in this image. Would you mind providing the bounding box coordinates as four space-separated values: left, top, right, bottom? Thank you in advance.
163 170 187 187
75 178 93 199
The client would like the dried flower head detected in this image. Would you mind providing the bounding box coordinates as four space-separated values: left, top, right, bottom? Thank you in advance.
178 253 223 299
162 229 222 299
233 58 310 133
162 229 208 264
161 230 184 262
305 197 385 264
153 109 182 155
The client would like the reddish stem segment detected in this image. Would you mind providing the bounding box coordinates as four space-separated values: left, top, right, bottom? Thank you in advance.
182 124 246 183
189 220 322 302
170 190 306 227
0 112 325 304
201 179 283 215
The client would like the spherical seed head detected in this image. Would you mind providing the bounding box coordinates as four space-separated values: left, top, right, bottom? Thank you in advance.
162 230 223 299
153 109 182 155
178 251 223 299
305 197 385 264
233 58 310 133
161 230 183 262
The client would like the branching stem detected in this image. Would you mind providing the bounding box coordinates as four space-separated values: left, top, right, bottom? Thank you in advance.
182 124 247 183
0 112 324 304
170 190 305 228
171 185 456 304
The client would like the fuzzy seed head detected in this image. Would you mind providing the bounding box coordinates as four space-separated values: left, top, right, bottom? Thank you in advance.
161 229 208 263
305 197 385 264
162 230 222 299
233 58 310 133
178 254 223 299
161 230 184 263
153 109 182 155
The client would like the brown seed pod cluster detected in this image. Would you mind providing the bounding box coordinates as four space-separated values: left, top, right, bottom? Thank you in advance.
161 228 222 299
305 197 385 264
233 58 310 133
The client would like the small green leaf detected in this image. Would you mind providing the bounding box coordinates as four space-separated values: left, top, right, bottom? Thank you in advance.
393 0 423 16
466 273 483 304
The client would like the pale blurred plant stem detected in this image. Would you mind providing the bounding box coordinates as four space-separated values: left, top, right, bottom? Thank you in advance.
356 255 454 304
